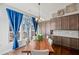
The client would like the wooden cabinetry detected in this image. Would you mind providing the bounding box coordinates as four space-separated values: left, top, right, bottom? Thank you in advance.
69 14 78 30
61 16 69 30
55 17 61 30
53 36 79 49
70 38 78 49
53 36 61 45
61 37 70 47
77 39 79 49
51 14 79 30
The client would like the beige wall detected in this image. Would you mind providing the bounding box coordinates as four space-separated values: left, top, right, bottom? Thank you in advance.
0 4 9 54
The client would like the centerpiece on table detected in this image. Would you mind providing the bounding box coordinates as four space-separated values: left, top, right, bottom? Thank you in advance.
33 33 43 41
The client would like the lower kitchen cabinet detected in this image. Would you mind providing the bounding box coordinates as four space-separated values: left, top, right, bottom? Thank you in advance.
53 36 61 45
61 37 70 47
77 39 79 49
70 38 78 49
53 36 79 49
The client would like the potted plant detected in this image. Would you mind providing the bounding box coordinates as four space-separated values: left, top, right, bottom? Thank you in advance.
33 33 43 41
37 33 43 41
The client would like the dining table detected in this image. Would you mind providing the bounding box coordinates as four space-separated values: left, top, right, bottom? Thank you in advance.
22 38 54 55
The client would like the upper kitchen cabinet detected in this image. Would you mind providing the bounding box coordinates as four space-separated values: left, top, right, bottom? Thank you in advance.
56 17 61 30
69 14 78 30
61 16 69 30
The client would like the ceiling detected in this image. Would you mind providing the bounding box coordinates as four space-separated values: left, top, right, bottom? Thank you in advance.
6 3 70 21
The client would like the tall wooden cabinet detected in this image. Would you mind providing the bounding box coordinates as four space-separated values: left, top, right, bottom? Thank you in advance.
69 14 78 30
61 16 69 30
55 17 61 30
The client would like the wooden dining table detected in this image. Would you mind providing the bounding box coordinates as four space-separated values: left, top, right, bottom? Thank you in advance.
22 39 54 55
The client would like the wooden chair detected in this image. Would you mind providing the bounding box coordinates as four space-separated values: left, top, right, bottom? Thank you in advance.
46 35 53 45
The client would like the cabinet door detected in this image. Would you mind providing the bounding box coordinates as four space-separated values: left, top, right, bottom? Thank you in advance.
56 17 61 30
61 16 69 30
53 36 58 45
57 36 61 45
53 36 61 45
77 38 79 49
69 14 78 30
61 37 70 47
70 38 78 49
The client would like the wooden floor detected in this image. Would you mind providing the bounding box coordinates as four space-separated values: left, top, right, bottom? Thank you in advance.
5 44 79 55
51 44 79 55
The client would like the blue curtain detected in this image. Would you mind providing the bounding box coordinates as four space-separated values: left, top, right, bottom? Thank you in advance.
6 8 23 49
32 17 38 34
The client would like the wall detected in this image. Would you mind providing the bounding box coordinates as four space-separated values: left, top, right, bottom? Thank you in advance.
0 4 9 54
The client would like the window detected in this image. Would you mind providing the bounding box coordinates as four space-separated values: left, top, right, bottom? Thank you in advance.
9 25 20 42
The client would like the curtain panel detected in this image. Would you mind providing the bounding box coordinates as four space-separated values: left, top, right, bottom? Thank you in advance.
32 17 38 35
6 8 23 49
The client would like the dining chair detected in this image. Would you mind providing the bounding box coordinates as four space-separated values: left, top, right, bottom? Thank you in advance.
48 38 53 45
31 49 49 55
46 35 53 45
